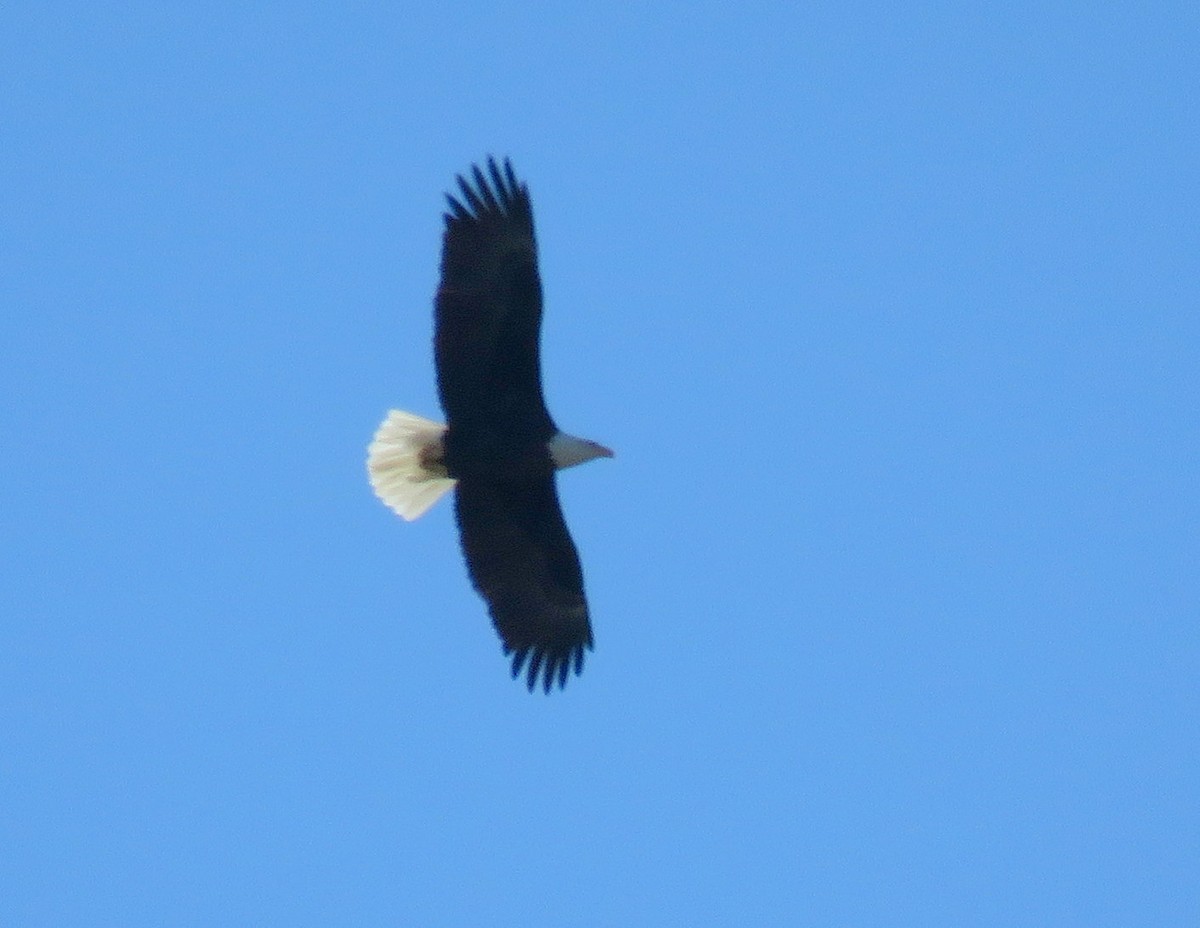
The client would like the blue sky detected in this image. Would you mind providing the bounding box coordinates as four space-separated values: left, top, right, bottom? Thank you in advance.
3 2 1197 925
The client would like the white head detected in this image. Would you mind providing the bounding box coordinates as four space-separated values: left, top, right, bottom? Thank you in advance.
548 432 615 471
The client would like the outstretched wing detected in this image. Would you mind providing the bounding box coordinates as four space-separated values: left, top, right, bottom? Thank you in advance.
454 475 594 692
435 158 554 439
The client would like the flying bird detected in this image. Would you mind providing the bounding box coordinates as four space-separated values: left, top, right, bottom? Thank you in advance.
367 158 612 692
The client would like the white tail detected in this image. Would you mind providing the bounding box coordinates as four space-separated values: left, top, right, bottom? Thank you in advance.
367 410 455 521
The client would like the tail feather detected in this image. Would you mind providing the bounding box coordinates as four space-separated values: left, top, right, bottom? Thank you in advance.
367 410 455 521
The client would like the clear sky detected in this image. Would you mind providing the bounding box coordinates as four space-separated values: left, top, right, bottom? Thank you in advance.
3 3 1197 925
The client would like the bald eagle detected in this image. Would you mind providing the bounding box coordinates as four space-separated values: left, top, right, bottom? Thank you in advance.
368 158 612 693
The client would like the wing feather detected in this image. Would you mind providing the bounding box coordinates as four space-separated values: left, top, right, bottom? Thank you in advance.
454 475 594 692
435 157 554 439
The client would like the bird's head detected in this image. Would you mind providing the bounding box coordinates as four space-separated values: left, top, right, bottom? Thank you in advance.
548 432 614 470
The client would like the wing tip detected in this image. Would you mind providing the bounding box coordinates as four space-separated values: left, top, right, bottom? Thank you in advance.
442 156 529 227
507 638 593 694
